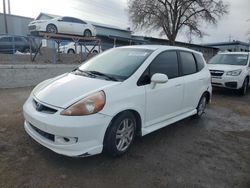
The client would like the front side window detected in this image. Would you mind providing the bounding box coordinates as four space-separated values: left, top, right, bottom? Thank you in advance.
180 51 197 75
78 48 153 81
150 51 179 79
208 54 249 66
62 17 72 22
137 51 179 86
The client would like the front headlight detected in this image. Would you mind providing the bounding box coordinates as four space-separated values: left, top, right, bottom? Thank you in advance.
60 91 106 116
226 69 242 76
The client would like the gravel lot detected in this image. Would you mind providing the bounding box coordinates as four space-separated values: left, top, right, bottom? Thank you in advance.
0 87 249 188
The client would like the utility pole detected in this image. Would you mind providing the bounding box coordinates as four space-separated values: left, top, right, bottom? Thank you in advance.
7 0 11 14
3 0 8 34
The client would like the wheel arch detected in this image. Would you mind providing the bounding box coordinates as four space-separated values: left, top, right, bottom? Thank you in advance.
84 29 92 36
103 109 142 145
203 90 211 104
67 48 75 54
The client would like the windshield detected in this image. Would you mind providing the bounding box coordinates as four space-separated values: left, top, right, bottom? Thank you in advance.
78 48 153 81
208 54 249 66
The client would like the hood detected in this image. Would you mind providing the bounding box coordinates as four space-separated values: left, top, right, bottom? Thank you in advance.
29 19 47 24
33 73 120 108
207 64 245 71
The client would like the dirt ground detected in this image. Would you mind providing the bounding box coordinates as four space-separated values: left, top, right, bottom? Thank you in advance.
0 87 249 188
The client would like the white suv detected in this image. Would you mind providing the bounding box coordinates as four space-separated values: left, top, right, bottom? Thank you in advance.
23 45 212 157
208 52 250 95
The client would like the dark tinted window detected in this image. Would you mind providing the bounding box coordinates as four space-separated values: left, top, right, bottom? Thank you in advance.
180 52 197 75
150 51 179 79
73 18 86 24
14 37 25 42
0 37 11 42
194 53 205 71
62 17 73 22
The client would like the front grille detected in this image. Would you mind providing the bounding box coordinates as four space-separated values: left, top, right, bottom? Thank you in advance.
30 123 55 142
28 25 36 30
209 70 224 77
33 99 57 114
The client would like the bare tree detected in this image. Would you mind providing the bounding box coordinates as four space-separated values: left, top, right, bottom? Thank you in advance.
128 0 229 45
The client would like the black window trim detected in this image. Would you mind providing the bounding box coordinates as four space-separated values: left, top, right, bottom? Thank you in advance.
137 50 180 86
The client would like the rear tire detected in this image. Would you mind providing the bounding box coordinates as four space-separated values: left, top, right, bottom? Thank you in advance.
67 49 75 54
194 94 207 119
84 29 92 37
239 77 249 96
104 112 136 157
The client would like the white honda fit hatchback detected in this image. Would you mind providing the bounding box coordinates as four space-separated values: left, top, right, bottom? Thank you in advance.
23 45 212 157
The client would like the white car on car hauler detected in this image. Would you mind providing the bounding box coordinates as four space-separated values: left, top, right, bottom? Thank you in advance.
59 42 102 54
28 16 96 37
23 45 212 157
208 52 250 95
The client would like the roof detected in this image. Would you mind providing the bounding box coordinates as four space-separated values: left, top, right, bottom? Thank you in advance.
119 45 203 54
36 12 131 32
132 35 219 50
218 52 250 55
204 41 250 47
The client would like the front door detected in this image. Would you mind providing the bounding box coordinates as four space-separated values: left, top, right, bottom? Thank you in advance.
144 51 184 127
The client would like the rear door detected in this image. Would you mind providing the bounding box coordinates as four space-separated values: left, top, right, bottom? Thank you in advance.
179 51 204 112
143 51 184 127
58 17 74 34
71 18 87 35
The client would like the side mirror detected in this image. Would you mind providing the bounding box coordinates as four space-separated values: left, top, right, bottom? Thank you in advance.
151 73 168 89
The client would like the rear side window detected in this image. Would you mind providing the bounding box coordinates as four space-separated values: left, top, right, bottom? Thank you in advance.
180 52 197 75
150 51 179 79
194 53 205 71
0 37 11 42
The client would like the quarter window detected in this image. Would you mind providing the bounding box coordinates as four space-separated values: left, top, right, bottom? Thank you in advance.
194 53 205 71
150 51 179 79
180 52 197 75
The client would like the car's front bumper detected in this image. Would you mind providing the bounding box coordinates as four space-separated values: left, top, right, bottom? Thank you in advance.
28 23 47 32
23 96 112 157
211 76 244 89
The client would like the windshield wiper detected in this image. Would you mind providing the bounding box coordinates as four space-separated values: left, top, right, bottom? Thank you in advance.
74 68 96 78
87 71 119 81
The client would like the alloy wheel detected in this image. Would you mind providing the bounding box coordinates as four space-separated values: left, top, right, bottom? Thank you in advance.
115 118 135 152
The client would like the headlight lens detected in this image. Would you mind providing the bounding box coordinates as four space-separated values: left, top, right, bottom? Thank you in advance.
226 69 242 76
60 91 106 116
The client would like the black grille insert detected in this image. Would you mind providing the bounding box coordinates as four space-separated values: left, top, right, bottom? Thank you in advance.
33 100 57 114
209 70 224 77
30 123 55 142
28 25 36 30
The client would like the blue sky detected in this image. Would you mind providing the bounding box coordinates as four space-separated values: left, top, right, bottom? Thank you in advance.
0 0 249 43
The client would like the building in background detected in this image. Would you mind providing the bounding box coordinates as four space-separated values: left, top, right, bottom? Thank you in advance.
0 13 33 36
204 41 250 52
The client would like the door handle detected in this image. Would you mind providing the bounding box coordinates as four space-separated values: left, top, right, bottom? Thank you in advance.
175 84 182 87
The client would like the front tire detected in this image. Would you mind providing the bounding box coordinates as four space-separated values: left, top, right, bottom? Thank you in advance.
46 24 57 33
104 112 136 157
239 77 249 96
194 94 207 119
